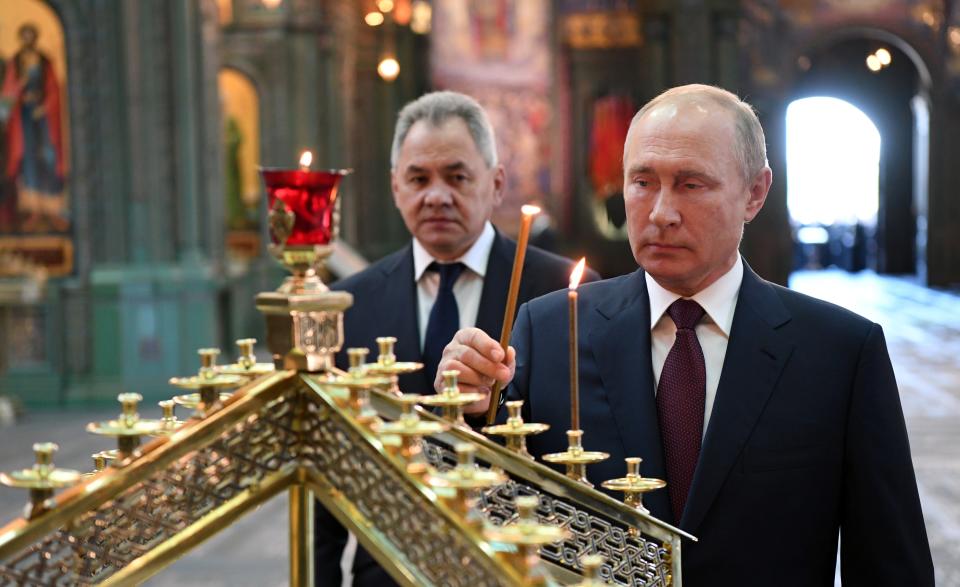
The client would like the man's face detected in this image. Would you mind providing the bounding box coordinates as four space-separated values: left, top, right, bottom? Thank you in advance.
392 118 504 260
18 28 37 48
623 101 771 296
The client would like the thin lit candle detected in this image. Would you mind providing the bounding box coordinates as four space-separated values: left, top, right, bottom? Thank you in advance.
486 204 541 425
299 150 313 172
568 258 586 431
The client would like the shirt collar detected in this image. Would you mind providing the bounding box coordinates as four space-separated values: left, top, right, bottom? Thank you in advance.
645 255 743 336
412 221 495 281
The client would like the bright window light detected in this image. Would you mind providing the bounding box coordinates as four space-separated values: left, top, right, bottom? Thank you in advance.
786 97 881 227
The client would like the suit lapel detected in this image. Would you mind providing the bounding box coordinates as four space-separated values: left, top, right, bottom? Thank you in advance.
475 231 513 339
681 265 794 532
588 271 673 523
376 245 429 392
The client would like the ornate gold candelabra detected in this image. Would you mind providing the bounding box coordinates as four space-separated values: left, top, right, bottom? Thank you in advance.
0 156 694 587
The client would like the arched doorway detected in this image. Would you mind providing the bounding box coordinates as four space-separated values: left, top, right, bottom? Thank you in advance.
788 34 930 278
787 96 880 272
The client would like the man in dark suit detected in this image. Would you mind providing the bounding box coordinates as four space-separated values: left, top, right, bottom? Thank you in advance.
316 90 596 586
441 84 934 585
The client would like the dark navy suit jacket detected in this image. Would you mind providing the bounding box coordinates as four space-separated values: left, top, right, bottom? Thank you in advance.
504 264 933 586
315 230 597 586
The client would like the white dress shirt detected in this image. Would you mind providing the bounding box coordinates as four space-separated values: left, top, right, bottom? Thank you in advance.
412 221 495 351
646 256 743 436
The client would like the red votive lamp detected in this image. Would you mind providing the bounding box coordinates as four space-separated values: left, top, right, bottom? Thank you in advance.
260 151 352 247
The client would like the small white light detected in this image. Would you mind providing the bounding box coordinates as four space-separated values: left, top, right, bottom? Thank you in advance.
377 57 400 82
875 48 891 66
377 0 394 13
365 11 385 26
866 54 882 72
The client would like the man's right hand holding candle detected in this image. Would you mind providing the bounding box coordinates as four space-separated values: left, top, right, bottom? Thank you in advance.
434 327 515 415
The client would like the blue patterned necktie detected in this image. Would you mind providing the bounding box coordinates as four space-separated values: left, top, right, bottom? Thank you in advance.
422 261 466 390
656 298 706 524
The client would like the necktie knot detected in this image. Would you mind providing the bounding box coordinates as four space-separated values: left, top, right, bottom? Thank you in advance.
667 299 705 331
429 261 465 291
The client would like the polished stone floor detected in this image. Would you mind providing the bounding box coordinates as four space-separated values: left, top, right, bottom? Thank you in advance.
0 269 956 585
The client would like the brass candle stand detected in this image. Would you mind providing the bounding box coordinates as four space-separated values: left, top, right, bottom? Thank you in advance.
86 393 165 462
484 495 571 586
323 348 390 419
363 336 423 396
425 444 505 524
82 452 111 478
482 400 549 459
601 457 666 519
542 430 609 487
375 395 449 468
0 443 81 520
149 400 184 437
218 338 276 379
170 348 243 416
418 370 484 426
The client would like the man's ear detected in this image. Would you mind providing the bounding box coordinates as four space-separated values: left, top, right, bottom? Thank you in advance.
744 167 772 222
492 164 506 207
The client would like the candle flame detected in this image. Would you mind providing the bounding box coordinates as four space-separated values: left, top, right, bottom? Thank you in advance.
299 151 313 169
569 258 586 290
521 204 542 216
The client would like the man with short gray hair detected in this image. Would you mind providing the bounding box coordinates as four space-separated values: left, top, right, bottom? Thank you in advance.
316 90 595 586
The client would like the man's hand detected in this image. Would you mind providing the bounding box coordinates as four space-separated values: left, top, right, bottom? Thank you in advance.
434 327 515 415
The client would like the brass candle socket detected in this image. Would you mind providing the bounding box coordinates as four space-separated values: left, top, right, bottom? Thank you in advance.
482 400 549 459
375 395 448 468
363 336 423 396
601 457 667 519
425 444 505 523
87 393 165 461
170 348 244 416
418 370 484 426
484 495 570 585
0 442 81 520
219 338 275 379
149 400 183 437
541 429 609 487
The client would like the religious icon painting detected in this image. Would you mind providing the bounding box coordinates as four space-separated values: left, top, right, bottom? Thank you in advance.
0 0 74 277
218 68 263 261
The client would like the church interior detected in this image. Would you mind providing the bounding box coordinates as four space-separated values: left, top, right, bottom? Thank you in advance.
0 0 958 585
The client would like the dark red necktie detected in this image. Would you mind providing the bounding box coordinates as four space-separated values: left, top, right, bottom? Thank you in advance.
656 299 706 524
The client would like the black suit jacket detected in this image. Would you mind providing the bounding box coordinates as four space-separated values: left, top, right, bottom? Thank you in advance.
316 230 598 586
505 264 933 586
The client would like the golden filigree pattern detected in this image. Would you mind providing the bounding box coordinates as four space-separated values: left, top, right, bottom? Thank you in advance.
0 390 299 585
303 400 508 587
422 440 672 587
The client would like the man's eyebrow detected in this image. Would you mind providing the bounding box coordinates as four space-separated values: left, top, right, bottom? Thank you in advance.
625 164 654 176
442 161 468 172
676 169 720 184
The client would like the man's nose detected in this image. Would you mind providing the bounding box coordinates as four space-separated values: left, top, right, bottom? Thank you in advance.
423 182 454 206
648 189 681 227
